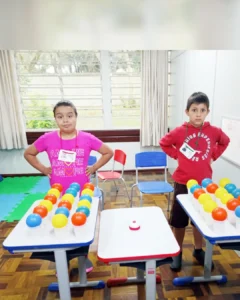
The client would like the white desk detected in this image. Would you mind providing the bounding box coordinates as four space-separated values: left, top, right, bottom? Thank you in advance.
98 206 180 300
3 197 104 300
175 194 240 286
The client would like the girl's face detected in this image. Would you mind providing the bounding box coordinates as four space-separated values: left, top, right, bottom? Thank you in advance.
54 105 77 134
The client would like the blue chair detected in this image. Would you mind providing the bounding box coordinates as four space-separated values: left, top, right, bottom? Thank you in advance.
130 151 173 211
88 155 104 210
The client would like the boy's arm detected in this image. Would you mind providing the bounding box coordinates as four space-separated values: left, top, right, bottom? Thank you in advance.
212 129 230 161
159 130 178 159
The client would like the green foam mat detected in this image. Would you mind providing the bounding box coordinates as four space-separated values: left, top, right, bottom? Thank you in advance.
0 176 43 194
5 192 46 222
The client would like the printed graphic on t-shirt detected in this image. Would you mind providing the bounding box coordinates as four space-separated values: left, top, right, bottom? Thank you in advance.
184 132 211 162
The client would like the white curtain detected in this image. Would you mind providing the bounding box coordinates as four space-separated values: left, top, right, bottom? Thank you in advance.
0 50 27 149
140 50 168 146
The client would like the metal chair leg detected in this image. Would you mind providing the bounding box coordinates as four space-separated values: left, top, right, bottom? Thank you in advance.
140 192 143 207
130 184 137 208
99 188 104 211
113 180 119 193
167 192 170 212
121 178 130 201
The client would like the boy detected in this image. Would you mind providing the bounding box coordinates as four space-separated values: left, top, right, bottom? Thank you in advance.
159 92 230 271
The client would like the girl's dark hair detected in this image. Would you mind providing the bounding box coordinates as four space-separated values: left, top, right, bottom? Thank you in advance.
53 100 78 117
186 92 210 111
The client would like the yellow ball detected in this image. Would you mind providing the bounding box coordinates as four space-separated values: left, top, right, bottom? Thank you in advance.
203 201 217 213
198 193 212 205
48 188 60 198
219 178 231 188
81 188 94 197
78 200 91 209
52 214 68 228
187 179 198 189
61 193 74 204
220 193 234 204
39 199 53 212
215 187 227 199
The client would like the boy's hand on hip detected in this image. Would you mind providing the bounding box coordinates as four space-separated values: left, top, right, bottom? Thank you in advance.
86 166 95 176
42 166 52 178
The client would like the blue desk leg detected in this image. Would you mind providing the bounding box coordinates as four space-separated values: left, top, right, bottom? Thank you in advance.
48 255 105 297
173 240 227 286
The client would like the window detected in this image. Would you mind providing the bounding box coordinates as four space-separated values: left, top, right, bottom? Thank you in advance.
15 50 141 131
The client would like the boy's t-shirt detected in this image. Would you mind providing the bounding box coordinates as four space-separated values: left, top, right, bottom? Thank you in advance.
34 130 103 192
159 122 230 185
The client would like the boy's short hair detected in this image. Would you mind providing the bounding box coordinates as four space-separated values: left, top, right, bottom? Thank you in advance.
186 92 210 111
53 100 78 117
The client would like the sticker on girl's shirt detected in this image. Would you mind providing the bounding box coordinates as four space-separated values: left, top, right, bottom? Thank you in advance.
58 149 76 163
180 142 196 159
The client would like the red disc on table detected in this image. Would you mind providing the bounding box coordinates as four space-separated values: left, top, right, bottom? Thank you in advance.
83 182 95 191
71 212 87 226
58 200 72 210
193 189 205 199
44 194 57 205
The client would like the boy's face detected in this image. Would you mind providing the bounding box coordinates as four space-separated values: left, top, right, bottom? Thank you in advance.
54 106 77 134
185 103 209 127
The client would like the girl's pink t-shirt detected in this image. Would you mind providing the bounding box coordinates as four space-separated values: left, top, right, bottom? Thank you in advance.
34 130 102 192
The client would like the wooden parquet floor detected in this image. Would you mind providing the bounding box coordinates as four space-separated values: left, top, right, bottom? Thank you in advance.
1 172 240 300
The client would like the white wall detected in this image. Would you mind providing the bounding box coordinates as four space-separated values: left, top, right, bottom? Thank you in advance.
169 50 240 185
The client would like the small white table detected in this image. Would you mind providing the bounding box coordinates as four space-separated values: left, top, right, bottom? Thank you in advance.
97 206 180 300
3 197 104 300
175 194 240 286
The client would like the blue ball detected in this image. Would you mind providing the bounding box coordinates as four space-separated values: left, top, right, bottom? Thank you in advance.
76 206 90 217
26 213 42 227
190 184 201 194
79 195 92 203
70 182 81 192
201 178 212 188
55 207 70 218
232 189 240 198
225 183 237 194
235 206 240 218
66 188 77 197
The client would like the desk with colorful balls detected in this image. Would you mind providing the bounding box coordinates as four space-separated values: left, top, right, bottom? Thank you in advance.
3 181 104 300
174 177 240 286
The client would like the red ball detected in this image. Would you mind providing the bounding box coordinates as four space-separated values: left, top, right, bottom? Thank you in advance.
206 183 218 194
212 207 227 221
227 198 240 211
58 200 72 210
83 182 95 191
193 189 205 199
44 194 57 205
33 205 48 218
52 183 63 192
71 212 87 226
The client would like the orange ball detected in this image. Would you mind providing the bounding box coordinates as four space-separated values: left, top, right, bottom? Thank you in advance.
44 194 57 205
193 189 205 199
71 212 87 226
206 183 218 194
52 183 63 192
227 198 240 211
58 200 72 210
212 207 227 221
83 182 95 191
33 205 48 218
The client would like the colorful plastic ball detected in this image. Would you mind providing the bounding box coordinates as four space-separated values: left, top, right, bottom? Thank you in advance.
47 188 60 198
39 200 53 212
201 178 213 188
71 212 87 226
26 213 42 227
225 183 237 194
198 193 212 205
79 195 92 203
33 205 48 218
193 189 205 199
58 200 72 210
65 188 77 197
55 207 70 218
219 178 231 188
206 183 218 194
76 206 90 217
187 179 198 189
203 201 217 213
61 193 74 204
226 198 240 211
81 188 94 197
232 189 240 199
51 183 63 193
235 206 240 218
78 200 91 209
212 207 227 221
215 187 227 199
52 214 68 228
83 182 95 191
220 193 234 204
70 182 81 192
44 194 57 205
190 184 201 194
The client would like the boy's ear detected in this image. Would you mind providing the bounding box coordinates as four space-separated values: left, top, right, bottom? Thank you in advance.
185 109 189 116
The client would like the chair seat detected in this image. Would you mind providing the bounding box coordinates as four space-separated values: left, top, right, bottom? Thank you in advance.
98 171 122 180
137 181 173 194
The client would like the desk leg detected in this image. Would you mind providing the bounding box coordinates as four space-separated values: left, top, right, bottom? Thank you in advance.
146 260 156 300
173 240 227 286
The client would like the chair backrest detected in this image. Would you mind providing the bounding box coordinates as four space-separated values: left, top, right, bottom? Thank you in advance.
112 149 127 176
135 151 167 182
88 155 97 166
